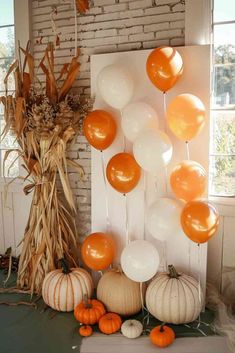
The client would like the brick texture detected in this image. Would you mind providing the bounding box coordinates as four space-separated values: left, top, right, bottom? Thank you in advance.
31 0 185 237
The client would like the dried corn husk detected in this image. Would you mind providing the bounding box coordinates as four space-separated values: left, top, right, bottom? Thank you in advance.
0 42 92 294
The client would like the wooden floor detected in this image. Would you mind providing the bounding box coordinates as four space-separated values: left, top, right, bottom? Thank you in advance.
80 334 230 353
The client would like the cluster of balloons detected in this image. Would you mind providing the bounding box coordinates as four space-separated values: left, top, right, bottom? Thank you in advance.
145 47 219 245
81 46 219 284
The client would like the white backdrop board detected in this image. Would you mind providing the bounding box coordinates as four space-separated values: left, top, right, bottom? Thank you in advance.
90 45 210 295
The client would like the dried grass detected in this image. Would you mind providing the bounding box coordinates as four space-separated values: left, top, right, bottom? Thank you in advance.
0 42 93 294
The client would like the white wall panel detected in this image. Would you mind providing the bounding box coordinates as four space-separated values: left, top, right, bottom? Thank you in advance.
91 45 210 294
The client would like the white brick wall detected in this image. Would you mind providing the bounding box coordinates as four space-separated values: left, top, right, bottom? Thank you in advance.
31 0 185 237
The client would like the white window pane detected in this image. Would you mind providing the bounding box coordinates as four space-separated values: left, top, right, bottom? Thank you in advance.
212 63 235 108
0 58 15 91
0 149 19 178
210 111 235 154
0 120 18 149
214 24 235 47
0 26 15 59
209 156 235 197
214 44 235 64
0 0 14 26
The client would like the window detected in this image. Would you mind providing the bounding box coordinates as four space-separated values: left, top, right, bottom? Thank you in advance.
210 0 235 197
0 0 18 178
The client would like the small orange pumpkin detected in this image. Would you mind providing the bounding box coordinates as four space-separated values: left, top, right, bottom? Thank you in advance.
99 313 122 335
150 324 175 348
79 325 93 337
74 295 106 325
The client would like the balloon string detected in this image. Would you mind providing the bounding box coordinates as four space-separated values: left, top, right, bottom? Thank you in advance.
123 135 126 152
188 240 191 275
143 172 147 240
183 245 208 337
186 141 190 160
163 92 168 195
124 194 130 245
101 151 110 233
197 243 202 329
163 241 168 272
140 282 150 329
73 0 78 57
120 110 126 152
164 167 168 196
184 323 207 337
154 175 158 195
163 92 167 132
220 221 225 294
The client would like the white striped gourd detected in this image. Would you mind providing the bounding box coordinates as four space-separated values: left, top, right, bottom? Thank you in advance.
42 259 93 312
146 265 203 324
97 269 143 316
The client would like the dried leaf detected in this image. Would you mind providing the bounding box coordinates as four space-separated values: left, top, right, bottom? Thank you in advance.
40 44 57 103
22 73 31 100
15 97 25 136
0 95 15 138
58 57 80 101
14 66 23 98
55 34 60 47
20 44 34 83
56 63 69 82
66 158 84 177
23 183 36 195
2 149 20 178
76 0 89 13
4 60 19 91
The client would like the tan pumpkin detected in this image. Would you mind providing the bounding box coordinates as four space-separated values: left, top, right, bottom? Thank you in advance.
146 265 203 324
42 259 93 312
97 269 143 316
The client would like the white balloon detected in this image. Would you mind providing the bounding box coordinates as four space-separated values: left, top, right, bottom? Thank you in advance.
121 240 160 282
98 64 134 110
121 102 159 142
146 198 183 241
133 130 173 172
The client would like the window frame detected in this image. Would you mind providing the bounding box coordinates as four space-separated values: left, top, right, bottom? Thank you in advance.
185 0 235 211
0 0 31 188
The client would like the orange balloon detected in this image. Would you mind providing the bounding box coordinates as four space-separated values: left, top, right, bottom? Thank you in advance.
81 232 115 271
146 46 183 92
181 201 219 244
106 153 141 194
167 94 206 141
170 160 207 202
83 110 116 150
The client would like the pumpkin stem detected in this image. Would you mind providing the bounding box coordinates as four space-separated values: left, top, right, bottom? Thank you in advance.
160 323 165 332
83 294 92 309
168 265 180 279
59 258 71 274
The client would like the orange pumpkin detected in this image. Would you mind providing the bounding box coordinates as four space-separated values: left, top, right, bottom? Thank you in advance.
79 325 93 337
99 313 122 335
150 324 175 348
74 296 106 325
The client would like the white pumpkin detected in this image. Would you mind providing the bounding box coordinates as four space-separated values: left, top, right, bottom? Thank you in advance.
146 265 203 324
97 269 144 316
121 320 143 339
42 259 93 312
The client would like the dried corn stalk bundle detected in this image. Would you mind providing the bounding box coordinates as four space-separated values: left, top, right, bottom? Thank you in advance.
0 42 92 294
